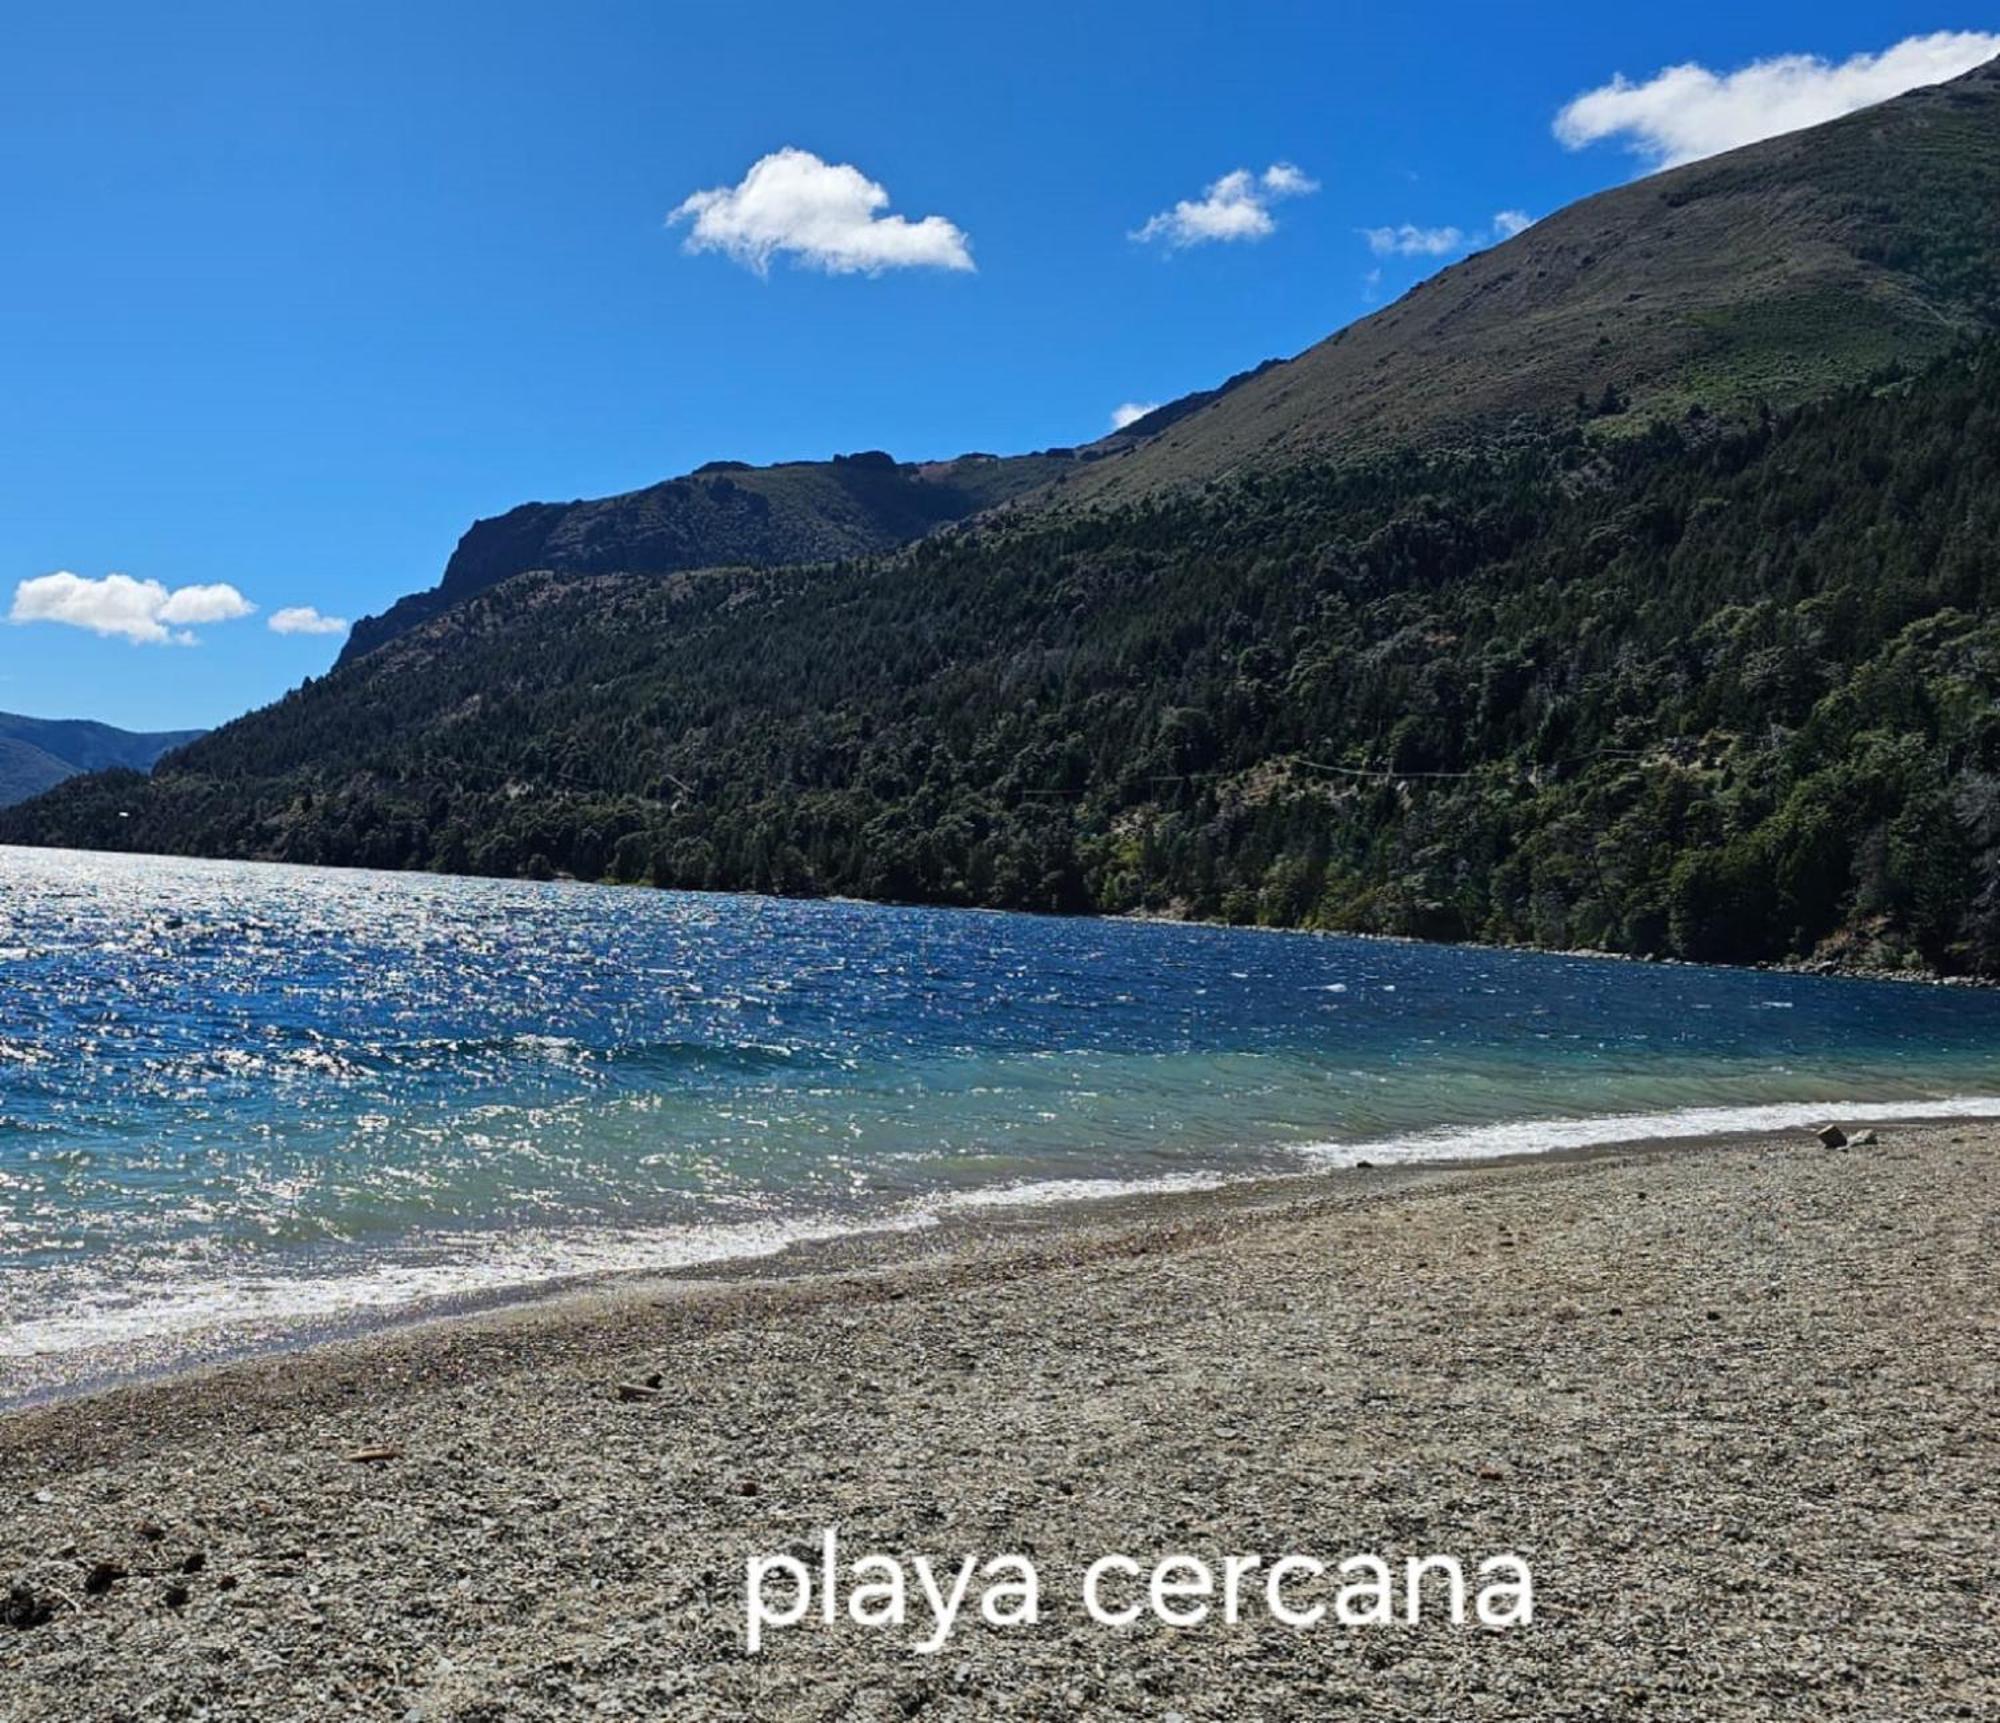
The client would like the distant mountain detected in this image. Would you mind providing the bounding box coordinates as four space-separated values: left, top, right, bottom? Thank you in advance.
0 713 203 808
337 448 1078 665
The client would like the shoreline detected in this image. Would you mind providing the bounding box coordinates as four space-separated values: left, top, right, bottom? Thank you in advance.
5 1124 1840 1452
1 1106 1986 1432
9 1098 2000 1415
3 1121 1994 1717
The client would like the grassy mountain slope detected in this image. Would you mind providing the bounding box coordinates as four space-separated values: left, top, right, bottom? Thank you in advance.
338 448 1077 664
1074 56 2000 500
12 344 2000 974
0 713 203 808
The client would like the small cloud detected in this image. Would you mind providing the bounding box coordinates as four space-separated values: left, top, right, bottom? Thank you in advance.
1360 208 1535 265
670 148 974 276
1361 266 1383 302
1363 223 1465 258
1259 162 1317 199
1554 31 2000 169
268 606 349 636
1133 162 1318 249
1110 401 1161 432
9 571 255 645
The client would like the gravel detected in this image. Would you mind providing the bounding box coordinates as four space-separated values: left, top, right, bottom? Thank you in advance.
2 1126 1996 1720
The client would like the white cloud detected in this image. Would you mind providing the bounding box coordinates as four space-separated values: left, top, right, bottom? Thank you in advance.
1555 31 2000 169
1259 162 1317 199
157 584 255 625
1133 162 1318 249
1361 207 1535 263
9 571 255 646
1110 401 1161 431
670 148 974 276
269 605 349 636
1363 223 1465 258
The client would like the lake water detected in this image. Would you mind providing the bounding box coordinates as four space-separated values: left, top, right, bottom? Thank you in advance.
8 845 2000 1386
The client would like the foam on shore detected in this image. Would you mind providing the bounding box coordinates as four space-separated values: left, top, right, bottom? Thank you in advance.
9 1094 1999 1381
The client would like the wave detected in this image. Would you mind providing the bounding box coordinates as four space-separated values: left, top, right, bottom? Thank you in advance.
927 1171 1232 1211
8 1092 1998 1374
0 1206 941 1362
342 1032 812 1077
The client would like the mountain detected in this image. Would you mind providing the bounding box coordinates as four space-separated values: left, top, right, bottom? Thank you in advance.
10 60 2000 976
337 448 1078 664
333 59 2000 668
0 713 204 808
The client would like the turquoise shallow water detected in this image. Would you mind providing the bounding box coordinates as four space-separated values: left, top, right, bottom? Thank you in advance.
7 844 2000 1371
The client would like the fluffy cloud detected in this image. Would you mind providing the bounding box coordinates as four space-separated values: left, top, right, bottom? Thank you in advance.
1133 163 1318 248
670 148 974 276
1492 208 1535 240
1110 401 1161 431
1555 31 2000 169
9 571 255 645
269 606 349 636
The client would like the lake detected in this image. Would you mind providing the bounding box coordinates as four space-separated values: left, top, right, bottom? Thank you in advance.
7 845 2000 1384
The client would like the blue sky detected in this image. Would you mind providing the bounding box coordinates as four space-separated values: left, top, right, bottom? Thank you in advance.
2 2 1990 730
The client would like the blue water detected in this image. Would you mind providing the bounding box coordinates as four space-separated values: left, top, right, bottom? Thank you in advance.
8 844 2000 1375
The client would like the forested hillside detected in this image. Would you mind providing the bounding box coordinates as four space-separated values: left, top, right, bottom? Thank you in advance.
13 345 2000 975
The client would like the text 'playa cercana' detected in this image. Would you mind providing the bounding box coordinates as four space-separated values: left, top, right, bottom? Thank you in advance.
746 1529 1534 1651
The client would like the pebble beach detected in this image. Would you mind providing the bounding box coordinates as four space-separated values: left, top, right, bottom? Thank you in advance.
2 1124 1996 1720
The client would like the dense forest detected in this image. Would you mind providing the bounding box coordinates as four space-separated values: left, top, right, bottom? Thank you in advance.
12 343 2000 976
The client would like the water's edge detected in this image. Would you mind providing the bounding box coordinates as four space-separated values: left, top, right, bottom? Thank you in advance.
8 1097 1996 1413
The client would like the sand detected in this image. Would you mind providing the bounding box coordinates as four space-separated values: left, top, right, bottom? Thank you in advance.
2 1124 1996 1720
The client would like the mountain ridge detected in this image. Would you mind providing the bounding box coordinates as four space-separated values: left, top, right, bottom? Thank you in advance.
1073 53 2000 499
336 448 1082 665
